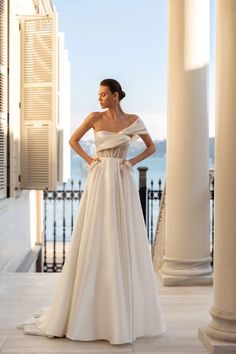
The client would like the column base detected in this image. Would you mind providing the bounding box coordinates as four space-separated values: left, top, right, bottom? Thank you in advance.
204 307 236 342
159 272 213 286
198 327 236 353
159 255 213 286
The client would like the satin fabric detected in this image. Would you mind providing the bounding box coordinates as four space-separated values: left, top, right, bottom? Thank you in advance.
18 117 167 345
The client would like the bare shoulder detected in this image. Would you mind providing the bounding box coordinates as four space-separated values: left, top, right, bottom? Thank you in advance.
127 114 140 123
86 111 100 117
84 111 100 125
88 111 113 124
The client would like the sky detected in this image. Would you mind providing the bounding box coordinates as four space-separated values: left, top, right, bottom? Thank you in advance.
53 0 216 141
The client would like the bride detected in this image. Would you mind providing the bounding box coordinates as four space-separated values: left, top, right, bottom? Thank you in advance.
19 78 167 345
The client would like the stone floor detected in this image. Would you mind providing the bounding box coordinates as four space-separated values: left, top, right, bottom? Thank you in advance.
0 271 212 353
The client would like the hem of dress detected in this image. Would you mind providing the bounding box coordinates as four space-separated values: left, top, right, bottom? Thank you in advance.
65 326 167 345
20 324 167 345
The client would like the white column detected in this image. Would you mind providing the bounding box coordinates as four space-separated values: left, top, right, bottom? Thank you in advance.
199 1 236 352
160 0 212 286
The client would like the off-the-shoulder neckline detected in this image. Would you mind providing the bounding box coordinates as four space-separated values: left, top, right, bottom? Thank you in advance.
94 116 140 135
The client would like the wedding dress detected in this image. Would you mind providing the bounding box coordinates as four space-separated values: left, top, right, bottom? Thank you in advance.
18 116 167 345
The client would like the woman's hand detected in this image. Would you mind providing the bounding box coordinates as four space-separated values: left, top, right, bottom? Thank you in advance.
88 156 101 166
127 159 135 166
120 159 135 169
125 159 136 166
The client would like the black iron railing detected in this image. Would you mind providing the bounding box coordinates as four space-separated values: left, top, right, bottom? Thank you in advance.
43 180 83 272
137 166 164 244
42 168 214 272
209 171 214 267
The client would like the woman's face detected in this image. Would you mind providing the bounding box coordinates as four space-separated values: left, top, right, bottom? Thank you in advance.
98 85 118 108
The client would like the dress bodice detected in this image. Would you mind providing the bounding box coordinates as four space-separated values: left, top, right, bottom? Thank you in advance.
93 116 149 159
97 141 130 159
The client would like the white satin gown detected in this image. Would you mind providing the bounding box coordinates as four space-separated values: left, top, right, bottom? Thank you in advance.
18 116 167 345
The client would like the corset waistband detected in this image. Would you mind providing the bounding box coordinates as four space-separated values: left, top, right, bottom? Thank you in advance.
96 144 129 159
96 156 124 160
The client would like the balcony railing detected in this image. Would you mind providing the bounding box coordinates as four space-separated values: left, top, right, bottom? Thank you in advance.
42 168 214 272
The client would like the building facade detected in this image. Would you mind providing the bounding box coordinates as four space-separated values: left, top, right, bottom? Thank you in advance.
0 0 70 271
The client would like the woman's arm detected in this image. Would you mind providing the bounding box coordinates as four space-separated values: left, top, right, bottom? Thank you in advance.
128 133 156 166
69 112 98 166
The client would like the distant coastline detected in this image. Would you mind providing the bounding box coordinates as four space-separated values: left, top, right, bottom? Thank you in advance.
72 137 215 159
69 138 215 189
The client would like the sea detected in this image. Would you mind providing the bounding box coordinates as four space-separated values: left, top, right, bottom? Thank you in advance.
46 141 215 244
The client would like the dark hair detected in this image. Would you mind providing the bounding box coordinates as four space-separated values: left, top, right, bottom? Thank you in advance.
100 78 126 101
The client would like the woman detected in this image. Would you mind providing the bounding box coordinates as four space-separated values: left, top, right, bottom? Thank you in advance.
19 78 167 345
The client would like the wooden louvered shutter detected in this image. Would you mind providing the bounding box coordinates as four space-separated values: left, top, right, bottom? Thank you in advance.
20 13 58 190
0 0 8 200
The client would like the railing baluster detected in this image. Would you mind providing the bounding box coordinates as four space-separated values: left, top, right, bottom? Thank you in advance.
210 175 214 268
62 182 66 266
71 179 74 235
78 179 82 201
150 179 154 245
42 169 215 272
43 188 48 272
158 179 162 206
53 191 57 272
138 167 148 226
